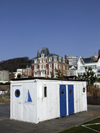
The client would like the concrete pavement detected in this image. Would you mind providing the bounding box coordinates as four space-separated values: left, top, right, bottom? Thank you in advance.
0 104 100 133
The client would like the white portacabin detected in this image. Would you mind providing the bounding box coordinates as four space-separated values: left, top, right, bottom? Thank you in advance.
10 78 87 124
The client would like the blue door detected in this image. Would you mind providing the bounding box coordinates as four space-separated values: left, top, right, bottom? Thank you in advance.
60 85 66 117
68 85 74 115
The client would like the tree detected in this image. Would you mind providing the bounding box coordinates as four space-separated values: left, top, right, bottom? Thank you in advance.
77 74 82 80
55 68 65 79
82 67 97 85
50 71 54 78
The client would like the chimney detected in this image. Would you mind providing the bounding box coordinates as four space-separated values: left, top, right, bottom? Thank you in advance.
98 49 100 59
65 55 67 63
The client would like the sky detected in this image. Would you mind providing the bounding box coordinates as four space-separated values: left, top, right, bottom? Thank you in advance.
0 0 100 61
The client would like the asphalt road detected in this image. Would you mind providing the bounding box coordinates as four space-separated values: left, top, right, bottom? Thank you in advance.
0 104 100 133
0 103 10 119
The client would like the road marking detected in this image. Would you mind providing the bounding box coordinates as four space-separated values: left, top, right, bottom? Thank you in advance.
82 123 100 133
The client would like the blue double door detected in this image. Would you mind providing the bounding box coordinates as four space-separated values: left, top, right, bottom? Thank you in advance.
60 85 74 117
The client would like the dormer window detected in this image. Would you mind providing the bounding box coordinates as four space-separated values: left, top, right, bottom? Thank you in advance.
49 57 52 62
54 56 57 62
41 53 44 57
63 59 65 63
59 57 61 62
34 59 37 63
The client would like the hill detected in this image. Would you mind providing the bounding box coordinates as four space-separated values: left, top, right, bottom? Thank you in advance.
0 57 31 72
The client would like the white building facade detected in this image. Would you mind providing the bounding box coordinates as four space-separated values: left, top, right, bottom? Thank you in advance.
77 52 100 77
0 70 9 83
67 56 78 67
14 69 22 78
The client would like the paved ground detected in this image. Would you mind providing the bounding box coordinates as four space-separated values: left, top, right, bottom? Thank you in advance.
0 104 100 133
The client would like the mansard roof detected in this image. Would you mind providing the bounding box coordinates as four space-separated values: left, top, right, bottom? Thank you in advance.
48 53 60 57
31 47 68 64
41 47 50 57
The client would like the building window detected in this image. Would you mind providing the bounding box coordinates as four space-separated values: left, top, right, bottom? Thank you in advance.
98 70 100 73
44 65 46 69
40 65 42 70
35 72 37 76
61 89 64 94
49 71 52 75
78 73 83 76
59 57 61 62
54 71 57 76
43 59 45 62
80 66 84 70
86 65 97 70
23 70 25 72
49 57 52 62
35 65 37 69
41 53 44 57
34 59 37 63
54 56 57 62
63 65 65 70
15 89 20 98
59 64 61 69
54 63 57 69
97 74 100 77
83 88 85 92
63 59 65 63
70 89 72 94
41 65 42 69
44 86 47 97
49 64 52 69
40 59 42 63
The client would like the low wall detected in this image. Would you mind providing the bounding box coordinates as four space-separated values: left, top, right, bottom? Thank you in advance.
87 96 100 105
0 85 10 91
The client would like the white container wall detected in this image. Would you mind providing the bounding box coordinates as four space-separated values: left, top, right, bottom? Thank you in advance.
10 78 87 124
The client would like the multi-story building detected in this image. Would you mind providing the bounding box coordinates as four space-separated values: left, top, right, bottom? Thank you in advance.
22 68 32 77
67 56 78 67
0 70 9 83
66 56 78 77
67 66 77 77
77 49 100 77
31 47 69 77
15 67 32 78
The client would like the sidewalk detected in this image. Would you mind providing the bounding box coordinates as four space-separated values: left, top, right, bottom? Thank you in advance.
0 104 100 133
